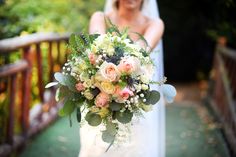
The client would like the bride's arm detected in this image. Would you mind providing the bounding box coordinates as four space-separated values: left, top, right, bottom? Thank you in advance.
89 11 106 34
142 18 164 51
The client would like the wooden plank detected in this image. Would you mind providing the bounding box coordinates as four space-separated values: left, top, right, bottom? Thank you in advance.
0 33 70 53
0 60 28 78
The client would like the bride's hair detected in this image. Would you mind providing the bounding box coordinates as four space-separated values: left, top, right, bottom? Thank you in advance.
113 0 145 10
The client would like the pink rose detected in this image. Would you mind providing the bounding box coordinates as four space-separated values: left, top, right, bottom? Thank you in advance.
118 56 140 74
95 92 110 108
75 82 85 92
88 53 97 65
119 87 134 100
114 86 133 102
100 62 120 82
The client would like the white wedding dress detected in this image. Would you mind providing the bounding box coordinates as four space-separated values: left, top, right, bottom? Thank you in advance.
79 0 165 157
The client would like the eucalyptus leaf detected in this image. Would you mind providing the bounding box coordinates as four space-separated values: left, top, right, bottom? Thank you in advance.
145 90 160 105
62 98 76 115
54 72 77 92
58 108 65 116
85 112 102 126
54 72 66 85
106 122 117 136
64 76 77 92
161 84 177 103
45 82 58 88
109 102 123 111
102 130 115 143
115 110 133 124
55 86 70 101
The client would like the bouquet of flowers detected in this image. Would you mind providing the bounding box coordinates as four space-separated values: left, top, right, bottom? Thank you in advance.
46 24 176 146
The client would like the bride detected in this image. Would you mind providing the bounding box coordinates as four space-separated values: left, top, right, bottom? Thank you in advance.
79 0 165 156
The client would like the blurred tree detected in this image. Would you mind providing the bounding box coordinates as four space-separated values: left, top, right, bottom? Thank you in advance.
0 0 105 39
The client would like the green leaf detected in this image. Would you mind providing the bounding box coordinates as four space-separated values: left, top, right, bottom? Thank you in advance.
139 103 153 112
69 33 76 48
54 72 66 85
85 112 102 126
45 82 58 88
118 81 127 89
89 34 99 43
64 77 77 92
62 98 76 115
115 110 133 124
76 107 81 123
145 90 160 105
106 122 117 136
76 35 85 49
102 130 115 143
58 108 65 116
109 101 123 111
55 86 70 101
54 72 77 92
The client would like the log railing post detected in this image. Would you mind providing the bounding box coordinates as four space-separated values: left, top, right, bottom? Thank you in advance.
36 44 44 103
21 46 32 138
48 42 53 82
57 41 61 65
6 74 17 145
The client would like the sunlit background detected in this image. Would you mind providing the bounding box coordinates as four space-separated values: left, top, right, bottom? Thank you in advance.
0 0 235 157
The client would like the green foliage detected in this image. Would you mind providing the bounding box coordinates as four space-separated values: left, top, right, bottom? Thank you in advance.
59 98 76 116
115 110 133 124
85 112 102 126
0 0 105 39
54 72 77 92
102 122 117 144
144 90 160 105
109 102 123 111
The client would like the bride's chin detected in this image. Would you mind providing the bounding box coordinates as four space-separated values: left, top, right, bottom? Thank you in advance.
119 0 141 10
122 4 139 10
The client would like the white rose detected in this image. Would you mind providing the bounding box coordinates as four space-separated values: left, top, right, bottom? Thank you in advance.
140 75 150 84
99 62 120 82
118 56 140 74
138 64 154 81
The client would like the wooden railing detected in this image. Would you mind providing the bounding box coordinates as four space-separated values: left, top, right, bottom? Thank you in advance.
210 38 236 156
0 33 70 157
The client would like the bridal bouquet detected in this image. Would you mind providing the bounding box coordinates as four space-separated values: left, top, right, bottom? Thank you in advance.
46 24 175 145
